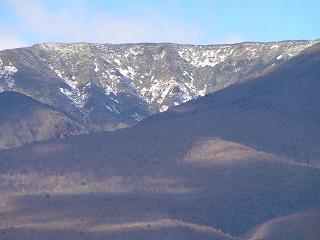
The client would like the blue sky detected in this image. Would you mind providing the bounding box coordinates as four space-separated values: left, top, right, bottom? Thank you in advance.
0 0 319 50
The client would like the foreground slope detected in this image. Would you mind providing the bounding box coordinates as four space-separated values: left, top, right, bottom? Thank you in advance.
0 215 234 240
0 43 319 239
243 208 320 240
1 134 319 238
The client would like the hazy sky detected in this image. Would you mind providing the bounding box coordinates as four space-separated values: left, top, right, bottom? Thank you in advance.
0 0 319 50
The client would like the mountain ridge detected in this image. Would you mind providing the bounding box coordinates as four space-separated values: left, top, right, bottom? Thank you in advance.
1 39 318 149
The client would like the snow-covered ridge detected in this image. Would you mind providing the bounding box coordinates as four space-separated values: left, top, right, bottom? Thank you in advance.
34 41 314 109
31 41 317 112
177 41 314 68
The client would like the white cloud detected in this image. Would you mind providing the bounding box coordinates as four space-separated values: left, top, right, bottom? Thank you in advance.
0 25 26 50
1 0 247 49
6 0 205 45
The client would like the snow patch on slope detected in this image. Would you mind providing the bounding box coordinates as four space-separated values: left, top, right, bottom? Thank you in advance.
94 62 99 72
0 59 18 89
59 86 88 109
178 47 231 67
50 66 88 108
160 105 169 112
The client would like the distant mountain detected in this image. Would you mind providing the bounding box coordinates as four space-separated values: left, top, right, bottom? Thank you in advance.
0 40 317 148
1 42 319 239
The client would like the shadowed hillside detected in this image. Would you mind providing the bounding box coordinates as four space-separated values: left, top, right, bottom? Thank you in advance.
0 91 86 149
